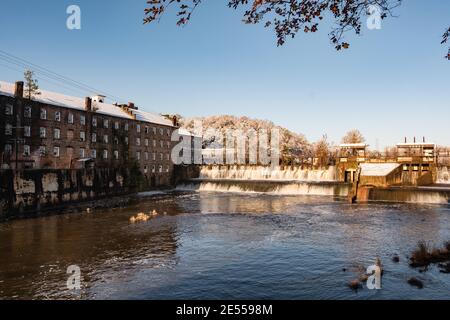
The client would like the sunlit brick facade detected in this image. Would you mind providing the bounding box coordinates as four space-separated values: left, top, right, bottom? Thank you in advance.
0 81 177 186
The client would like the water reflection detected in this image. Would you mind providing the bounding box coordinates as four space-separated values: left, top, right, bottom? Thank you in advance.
1 192 450 299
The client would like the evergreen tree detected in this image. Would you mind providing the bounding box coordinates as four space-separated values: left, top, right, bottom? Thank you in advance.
24 70 41 100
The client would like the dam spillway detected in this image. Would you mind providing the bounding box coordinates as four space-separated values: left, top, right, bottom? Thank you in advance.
177 179 351 197
178 165 450 204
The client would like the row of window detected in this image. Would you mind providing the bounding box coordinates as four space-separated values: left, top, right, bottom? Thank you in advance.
3 144 171 163
4 124 172 148
3 104 172 136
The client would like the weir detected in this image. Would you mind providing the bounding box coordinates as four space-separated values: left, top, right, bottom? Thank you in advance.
178 179 350 197
179 165 450 204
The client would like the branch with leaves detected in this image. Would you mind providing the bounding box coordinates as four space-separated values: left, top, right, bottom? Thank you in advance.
144 0 402 50
442 27 450 60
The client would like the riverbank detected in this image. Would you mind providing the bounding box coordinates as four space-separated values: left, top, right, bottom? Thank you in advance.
0 168 174 222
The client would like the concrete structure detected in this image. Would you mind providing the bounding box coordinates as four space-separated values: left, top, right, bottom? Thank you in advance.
337 138 438 187
0 168 135 220
0 81 177 186
337 143 369 183
358 163 403 187
396 138 437 186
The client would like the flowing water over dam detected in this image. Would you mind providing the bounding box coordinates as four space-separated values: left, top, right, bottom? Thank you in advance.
1 191 450 300
188 165 450 204
199 165 337 181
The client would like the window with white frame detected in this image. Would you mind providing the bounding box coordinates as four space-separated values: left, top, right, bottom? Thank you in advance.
166 166 170 173
152 165 155 173
80 131 86 142
152 153 156 161
125 137 129 145
153 140 156 147
103 135 109 144
167 129 170 136
54 128 61 139
24 126 31 137
91 149 97 158
136 138 141 146
137 124 141 133
145 139 149 147
145 152 149 161
160 153 163 161
92 117 97 127
114 150 119 160
144 166 148 174
39 146 46 157
24 106 32 118
103 150 108 159
145 126 149 134
55 111 61 122
104 119 109 128
39 127 46 138
114 137 119 145
4 104 13 115
166 153 170 161
92 133 97 143
124 123 129 131
115 121 120 130
159 165 163 173
40 108 47 120
53 147 60 157
159 128 163 135
79 148 85 158
136 151 141 161
153 127 157 134
80 115 86 125
160 140 163 148
68 113 74 124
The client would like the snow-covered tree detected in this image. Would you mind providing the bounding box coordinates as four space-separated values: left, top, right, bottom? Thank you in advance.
341 129 365 144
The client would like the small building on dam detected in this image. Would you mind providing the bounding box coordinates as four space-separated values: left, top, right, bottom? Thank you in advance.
337 139 439 188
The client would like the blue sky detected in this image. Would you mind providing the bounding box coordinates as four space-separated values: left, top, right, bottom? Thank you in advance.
0 0 449 148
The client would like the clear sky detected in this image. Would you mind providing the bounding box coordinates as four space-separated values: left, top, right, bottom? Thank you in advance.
0 0 449 148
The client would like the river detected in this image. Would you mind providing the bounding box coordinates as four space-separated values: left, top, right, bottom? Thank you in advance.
1 191 450 299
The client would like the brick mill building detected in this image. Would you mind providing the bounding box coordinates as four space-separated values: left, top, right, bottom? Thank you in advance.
0 81 177 186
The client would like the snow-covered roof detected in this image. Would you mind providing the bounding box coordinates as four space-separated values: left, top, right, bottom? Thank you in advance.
339 143 368 149
360 163 401 177
177 128 194 136
396 143 435 148
0 81 174 127
130 108 173 126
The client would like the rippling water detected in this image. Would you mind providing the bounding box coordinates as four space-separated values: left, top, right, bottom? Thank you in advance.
1 191 450 300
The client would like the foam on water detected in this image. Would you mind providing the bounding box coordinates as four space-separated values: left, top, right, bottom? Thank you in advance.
199 165 337 182
177 181 350 197
437 167 450 184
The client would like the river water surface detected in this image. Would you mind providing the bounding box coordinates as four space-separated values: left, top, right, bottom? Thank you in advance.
1 191 450 299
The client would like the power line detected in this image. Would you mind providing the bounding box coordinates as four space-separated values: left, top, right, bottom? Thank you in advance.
0 50 127 103
0 62 98 97
0 49 163 115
